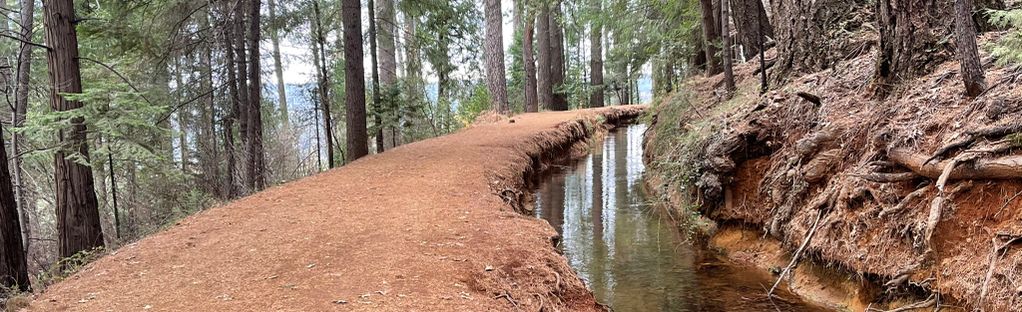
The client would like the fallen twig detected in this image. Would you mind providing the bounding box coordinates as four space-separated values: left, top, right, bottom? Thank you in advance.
795 92 822 106
494 290 519 309
994 190 1022 218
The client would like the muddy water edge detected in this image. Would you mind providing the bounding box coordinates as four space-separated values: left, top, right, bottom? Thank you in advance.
528 124 825 311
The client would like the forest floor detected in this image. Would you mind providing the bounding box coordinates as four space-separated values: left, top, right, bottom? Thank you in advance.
29 106 644 311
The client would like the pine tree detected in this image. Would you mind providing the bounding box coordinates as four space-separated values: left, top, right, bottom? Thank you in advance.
43 0 105 260
343 0 369 162
484 0 510 113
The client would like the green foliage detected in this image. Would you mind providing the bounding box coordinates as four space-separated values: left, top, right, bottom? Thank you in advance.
456 84 492 125
989 9 1022 65
33 247 105 290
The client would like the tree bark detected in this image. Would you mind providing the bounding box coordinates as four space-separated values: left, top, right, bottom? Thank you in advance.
343 0 369 162
772 0 858 83
954 0 986 97
246 0 265 191
174 58 189 173
0 120 29 292
589 0 604 108
873 0 954 95
484 0 510 114
12 0 35 255
549 2 568 111
698 0 721 76
377 0 399 147
367 0 384 154
43 0 105 260
234 1 250 155
536 3 553 111
267 0 290 129
721 0 735 94
730 0 772 60
199 5 219 196
221 1 240 199
522 7 539 113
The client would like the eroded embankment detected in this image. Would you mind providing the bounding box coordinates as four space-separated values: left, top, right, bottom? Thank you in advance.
30 106 642 312
644 40 1022 311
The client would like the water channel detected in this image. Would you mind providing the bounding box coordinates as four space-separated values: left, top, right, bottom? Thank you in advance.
533 124 823 311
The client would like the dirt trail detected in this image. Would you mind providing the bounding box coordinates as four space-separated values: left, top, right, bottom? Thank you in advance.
31 106 645 311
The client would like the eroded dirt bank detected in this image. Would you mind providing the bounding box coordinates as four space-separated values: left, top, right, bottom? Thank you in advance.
31 106 643 311
644 40 1022 311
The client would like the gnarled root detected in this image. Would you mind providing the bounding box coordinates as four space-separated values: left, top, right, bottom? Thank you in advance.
889 148 1022 181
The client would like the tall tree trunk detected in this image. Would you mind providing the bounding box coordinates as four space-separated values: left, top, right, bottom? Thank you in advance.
221 2 240 199
522 7 539 113
343 0 369 162
536 4 553 111
368 0 384 153
873 0 954 95
246 0 265 191
234 2 250 154
589 0 604 108
12 0 35 254
549 3 568 111
955 0 986 97
0 120 29 292
377 0 399 148
174 57 189 172
199 5 219 196
730 0 772 60
312 1 335 168
484 0 510 114
267 0 290 129
43 0 105 260
698 0 721 76
721 0 735 94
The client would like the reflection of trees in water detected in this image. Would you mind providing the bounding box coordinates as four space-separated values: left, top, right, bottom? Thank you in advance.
534 125 821 312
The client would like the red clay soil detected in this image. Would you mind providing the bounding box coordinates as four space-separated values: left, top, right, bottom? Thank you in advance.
31 106 645 312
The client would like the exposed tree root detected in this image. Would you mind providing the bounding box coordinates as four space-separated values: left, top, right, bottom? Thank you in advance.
926 121 1022 164
867 295 937 312
978 233 1021 305
889 148 1022 181
768 208 826 297
849 172 918 183
878 184 932 218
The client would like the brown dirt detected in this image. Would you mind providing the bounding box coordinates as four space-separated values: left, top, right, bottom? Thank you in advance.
29 106 645 311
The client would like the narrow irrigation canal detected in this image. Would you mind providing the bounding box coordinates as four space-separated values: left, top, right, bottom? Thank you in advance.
533 124 822 311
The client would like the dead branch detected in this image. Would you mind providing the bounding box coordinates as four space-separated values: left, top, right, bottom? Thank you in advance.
795 92 822 106
889 148 1022 181
768 208 825 297
926 122 1022 164
753 58 777 75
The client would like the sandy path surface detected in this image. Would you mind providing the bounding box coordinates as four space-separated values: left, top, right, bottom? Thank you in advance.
31 106 644 311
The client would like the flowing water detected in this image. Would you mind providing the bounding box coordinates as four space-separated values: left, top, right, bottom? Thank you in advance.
533 124 823 312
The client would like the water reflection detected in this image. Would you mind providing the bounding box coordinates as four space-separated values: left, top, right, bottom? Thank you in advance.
534 124 822 312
